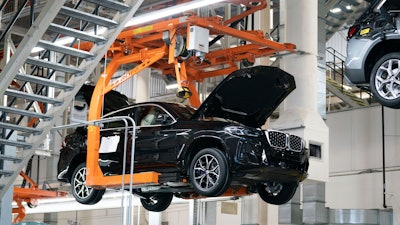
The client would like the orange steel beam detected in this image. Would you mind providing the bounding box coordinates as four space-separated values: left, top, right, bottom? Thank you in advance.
85 0 296 192
12 172 67 223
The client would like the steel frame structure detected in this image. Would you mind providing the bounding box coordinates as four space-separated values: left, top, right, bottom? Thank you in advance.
83 0 296 192
12 172 67 223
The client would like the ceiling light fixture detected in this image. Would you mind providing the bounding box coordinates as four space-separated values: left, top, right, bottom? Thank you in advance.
330 7 342 13
31 0 225 53
125 0 226 27
166 83 179 89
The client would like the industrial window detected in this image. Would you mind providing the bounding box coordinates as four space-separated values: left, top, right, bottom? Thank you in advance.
309 143 322 159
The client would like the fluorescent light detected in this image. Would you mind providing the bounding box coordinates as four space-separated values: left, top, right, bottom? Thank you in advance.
30 0 225 53
377 0 387 10
125 0 226 27
330 7 341 13
166 83 179 89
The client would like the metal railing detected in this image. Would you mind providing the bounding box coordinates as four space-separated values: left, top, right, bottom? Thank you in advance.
326 47 346 91
70 115 137 225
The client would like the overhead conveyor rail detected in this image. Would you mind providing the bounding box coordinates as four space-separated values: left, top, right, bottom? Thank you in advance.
0 0 144 200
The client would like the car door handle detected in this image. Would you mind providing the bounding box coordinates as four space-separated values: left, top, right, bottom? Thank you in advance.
155 131 169 136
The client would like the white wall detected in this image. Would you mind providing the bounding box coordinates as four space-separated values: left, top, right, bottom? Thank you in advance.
326 106 400 222
326 29 348 59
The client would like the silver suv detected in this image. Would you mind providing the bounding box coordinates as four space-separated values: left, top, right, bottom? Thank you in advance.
345 0 400 108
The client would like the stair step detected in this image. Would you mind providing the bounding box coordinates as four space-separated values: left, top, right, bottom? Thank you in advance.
59 6 118 28
48 23 107 44
0 138 32 149
0 170 14 177
0 122 42 135
37 40 95 60
15 73 74 90
5 89 63 106
84 0 131 12
26 57 84 75
0 155 23 163
0 106 52 121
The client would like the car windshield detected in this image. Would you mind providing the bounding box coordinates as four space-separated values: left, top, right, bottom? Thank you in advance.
166 103 195 120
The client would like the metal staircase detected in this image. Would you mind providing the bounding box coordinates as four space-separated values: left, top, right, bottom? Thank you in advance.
0 0 143 199
325 47 370 108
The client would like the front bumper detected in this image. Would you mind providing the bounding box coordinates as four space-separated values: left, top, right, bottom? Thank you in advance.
234 130 309 182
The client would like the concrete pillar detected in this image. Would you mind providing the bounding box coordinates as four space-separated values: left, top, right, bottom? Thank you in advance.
302 182 328 224
254 2 270 66
135 68 151 103
276 0 329 182
205 202 217 225
278 188 302 225
241 195 259 225
276 2 330 223
189 200 198 225
149 211 162 225
317 0 327 118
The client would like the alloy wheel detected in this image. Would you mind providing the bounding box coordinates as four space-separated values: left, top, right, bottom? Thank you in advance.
374 58 400 100
193 153 221 191
73 166 94 199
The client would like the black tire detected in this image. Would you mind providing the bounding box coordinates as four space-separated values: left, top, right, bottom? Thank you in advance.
140 193 173 212
370 52 400 109
257 182 297 205
189 148 231 197
71 163 105 205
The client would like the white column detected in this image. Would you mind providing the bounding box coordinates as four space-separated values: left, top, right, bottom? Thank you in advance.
149 211 162 225
241 195 259 224
135 68 151 103
276 0 329 183
205 201 217 225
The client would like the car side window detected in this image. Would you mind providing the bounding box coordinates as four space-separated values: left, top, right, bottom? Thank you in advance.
136 105 173 126
103 107 136 129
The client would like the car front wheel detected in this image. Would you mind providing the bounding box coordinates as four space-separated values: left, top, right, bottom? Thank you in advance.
140 193 173 212
71 162 105 205
370 52 400 109
257 182 297 205
189 148 231 197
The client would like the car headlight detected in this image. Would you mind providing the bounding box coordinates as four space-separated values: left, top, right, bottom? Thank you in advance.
225 126 259 137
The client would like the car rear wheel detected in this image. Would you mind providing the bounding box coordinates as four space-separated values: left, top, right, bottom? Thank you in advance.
189 148 231 197
140 193 173 212
72 162 105 205
257 182 297 205
370 52 400 109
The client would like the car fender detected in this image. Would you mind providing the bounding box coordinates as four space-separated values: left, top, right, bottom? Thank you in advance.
180 132 231 173
64 152 87 183
346 32 400 84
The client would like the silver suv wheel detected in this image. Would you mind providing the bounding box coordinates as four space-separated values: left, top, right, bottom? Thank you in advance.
370 52 400 108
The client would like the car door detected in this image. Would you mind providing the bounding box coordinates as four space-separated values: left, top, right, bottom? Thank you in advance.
133 104 177 172
99 106 137 174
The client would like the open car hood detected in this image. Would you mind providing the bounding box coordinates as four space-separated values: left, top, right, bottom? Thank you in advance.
192 66 295 128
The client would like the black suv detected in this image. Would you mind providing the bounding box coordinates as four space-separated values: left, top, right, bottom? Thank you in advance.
57 66 309 212
345 0 400 108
